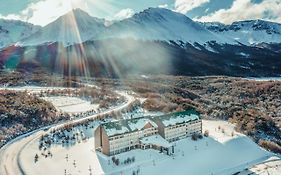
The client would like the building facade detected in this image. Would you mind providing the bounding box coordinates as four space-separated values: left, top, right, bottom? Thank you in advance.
94 118 163 156
95 110 202 156
151 110 202 142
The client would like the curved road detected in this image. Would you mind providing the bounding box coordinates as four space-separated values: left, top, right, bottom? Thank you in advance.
0 90 135 175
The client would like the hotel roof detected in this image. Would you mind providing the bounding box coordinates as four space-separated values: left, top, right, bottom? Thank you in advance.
152 109 200 127
101 109 200 136
102 117 158 137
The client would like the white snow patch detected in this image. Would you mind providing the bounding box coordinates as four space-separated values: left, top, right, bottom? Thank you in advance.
238 52 250 58
238 156 281 175
0 86 73 93
140 75 149 79
42 96 99 114
21 137 104 175
245 77 281 81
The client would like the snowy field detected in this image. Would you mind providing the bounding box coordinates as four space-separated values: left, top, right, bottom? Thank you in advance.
19 122 104 175
19 120 281 175
245 77 281 81
238 156 281 175
0 86 73 93
0 85 100 114
43 96 99 114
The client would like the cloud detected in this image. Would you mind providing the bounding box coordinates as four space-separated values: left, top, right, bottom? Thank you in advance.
175 0 210 14
0 14 21 21
113 8 135 21
0 0 89 26
158 4 169 9
195 0 281 24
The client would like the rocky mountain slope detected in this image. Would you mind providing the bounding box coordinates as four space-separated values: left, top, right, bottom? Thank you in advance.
203 20 281 45
0 8 280 77
0 19 40 48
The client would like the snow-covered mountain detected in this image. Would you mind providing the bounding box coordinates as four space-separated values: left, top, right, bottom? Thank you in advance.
0 19 40 48
203 20 281 45
21 9 107 46
19 8 235 46
103 8 234 44
1 8 281 48
1 8 281 77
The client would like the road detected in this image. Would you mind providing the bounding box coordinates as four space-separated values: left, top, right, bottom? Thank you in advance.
0 90 135 175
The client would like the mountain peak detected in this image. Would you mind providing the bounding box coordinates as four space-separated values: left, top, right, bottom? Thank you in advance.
138 7 191 18
20 7 106 46
106 7 231 44
61 8 92 20
71 8 90 15
129 7 193 25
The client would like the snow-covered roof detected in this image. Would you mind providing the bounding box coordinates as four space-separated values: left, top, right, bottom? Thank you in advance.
140 134 171 148
128 118 158 131
154 110 200 127
102 122 130 137
102 117 158 137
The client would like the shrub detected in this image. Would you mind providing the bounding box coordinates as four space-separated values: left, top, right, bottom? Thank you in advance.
192 133 203 140
191 134 197 141
204 130 209 137
258 139 281 154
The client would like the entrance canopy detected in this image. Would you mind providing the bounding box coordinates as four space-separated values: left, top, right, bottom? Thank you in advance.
140 134 172 148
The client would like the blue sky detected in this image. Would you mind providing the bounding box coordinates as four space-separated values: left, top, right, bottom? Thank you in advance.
0 0 280 26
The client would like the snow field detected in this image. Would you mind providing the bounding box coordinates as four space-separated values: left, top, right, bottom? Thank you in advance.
0 86 73 93
19 120 280 175
43 96 99 113
238 156 281 175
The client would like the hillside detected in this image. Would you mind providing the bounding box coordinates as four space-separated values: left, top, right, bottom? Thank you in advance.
0 19 40 48
0 90 66 147
1 39 281 77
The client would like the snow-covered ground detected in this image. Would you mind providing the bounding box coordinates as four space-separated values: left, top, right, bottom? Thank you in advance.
19 120 280 175
245 77 281 81
20 123 104 175
0 86 136 175
43 96 99 114
238 156 281 175
0 86 73 93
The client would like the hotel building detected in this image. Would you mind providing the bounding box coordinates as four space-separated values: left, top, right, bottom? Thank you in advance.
95 110 202 156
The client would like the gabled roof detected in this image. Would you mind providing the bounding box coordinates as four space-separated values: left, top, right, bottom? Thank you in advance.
102 121 130 137
128 118 158 131
102 117 158 137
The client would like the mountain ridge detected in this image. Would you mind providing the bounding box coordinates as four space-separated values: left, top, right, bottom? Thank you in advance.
0 19 40 48
1 8 281 48
101 7 233 44
202 19 281 45
0 8 281 78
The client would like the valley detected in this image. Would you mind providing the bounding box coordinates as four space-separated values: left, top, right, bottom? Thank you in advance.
0 75 281 175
